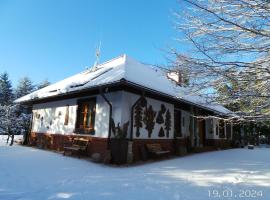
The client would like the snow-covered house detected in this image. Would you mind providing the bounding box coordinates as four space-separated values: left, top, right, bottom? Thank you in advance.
15 55 234 162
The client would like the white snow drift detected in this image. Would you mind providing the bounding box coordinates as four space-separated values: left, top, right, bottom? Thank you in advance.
0 138 269 200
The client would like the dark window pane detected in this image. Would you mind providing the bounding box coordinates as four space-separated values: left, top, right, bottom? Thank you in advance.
174 110 182 137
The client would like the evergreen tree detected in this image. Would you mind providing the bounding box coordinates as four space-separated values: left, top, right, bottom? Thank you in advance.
0 72 13 105
0 105 31 145
37 79 50 89
15 77 34 99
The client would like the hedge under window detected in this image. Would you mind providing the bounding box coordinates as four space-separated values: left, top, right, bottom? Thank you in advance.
76 98 96 134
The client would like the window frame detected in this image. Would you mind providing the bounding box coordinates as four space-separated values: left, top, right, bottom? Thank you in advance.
75 97 96 135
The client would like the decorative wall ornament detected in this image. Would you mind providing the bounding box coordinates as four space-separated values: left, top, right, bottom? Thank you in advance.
140 97 147 107
134 98 146 137
156 104 166 124
143 105 156 138
165 109 171 138
35 113 40 119
64 104 69 125
111 118 129 139
158 127 165 137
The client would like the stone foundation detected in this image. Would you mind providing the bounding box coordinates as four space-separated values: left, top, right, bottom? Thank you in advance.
28 133 233 163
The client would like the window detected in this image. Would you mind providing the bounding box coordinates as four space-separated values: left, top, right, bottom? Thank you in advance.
174 110 182 137
76 98 96 134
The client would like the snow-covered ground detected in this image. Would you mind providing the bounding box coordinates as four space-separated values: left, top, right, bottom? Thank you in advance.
0 135 23 146
0 138 269 200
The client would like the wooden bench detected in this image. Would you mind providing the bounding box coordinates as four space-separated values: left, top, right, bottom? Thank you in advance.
63 138 89 158
145 143 170 158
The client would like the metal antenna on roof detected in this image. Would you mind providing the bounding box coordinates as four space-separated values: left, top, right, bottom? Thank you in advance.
92 41 101 71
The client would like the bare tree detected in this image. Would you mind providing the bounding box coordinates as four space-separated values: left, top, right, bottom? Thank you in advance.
172 0 270 121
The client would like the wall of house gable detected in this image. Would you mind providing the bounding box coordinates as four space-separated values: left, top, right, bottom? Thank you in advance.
31 91 124 138
122 91 174 139
205 118 214 139
32 99 77 134
30 90 232 151
213 118 220 139
96 92 123 138
209 118 233 140
181 110 191 137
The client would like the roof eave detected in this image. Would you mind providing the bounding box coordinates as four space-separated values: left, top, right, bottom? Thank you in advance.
15 80 125 105
122 80 234 117
16 78 234 117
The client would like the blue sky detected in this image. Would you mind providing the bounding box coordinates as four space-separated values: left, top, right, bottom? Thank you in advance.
0 0 187 86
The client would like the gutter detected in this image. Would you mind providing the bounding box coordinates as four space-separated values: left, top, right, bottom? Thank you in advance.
14 81 123 105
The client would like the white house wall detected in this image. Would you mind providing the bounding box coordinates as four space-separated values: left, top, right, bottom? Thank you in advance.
207 118 234 140
212 118 220 139
122 91 174 139
31 91 124 138
205 118 214 139
224 121 233 140
31 90 231 141
32 99 77 134
99 91 124 138
181 110 191 137
94 95 110 138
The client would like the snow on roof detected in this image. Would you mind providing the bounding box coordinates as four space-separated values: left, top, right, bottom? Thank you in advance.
15 54 233 115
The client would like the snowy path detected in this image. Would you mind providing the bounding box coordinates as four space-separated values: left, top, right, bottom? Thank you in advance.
0 141 270 200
